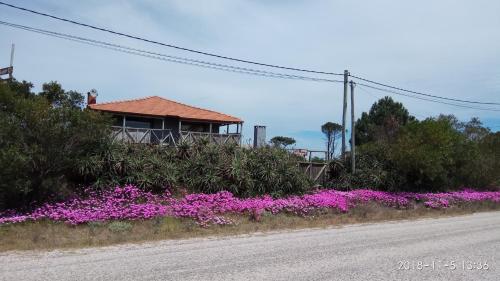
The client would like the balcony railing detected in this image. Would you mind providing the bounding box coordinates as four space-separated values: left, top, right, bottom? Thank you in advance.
180 131 241 145
110 126 242 146
111 126 176 145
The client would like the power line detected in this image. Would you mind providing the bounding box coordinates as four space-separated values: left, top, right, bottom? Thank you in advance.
358 82 500 112
2 1 499 106
351 74 500 106
357 85 437 119
5 23 497 111
0 20 343 83
0 1 343 76
357 83 500 112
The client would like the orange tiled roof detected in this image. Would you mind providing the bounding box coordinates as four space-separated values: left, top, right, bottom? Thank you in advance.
88 96 242 123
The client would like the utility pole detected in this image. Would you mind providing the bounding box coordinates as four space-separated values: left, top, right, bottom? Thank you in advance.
9 43 14 80
341 69 349 160
350 80 356 173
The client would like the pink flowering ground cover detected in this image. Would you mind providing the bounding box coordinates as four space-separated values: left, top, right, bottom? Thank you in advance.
1 185 499 227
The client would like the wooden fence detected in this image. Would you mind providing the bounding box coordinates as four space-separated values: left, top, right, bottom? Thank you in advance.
298 161 329 184
110 126 242 146
288 149 330 185
111 126 176 145
180 131 241 145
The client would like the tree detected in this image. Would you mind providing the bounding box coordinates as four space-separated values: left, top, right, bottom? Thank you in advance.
6 79 34 98
270 136 296 148
436 114 490 142
321 122 342 160
463 117 490 142
0 80 111 210
355 96 415 145
389 118 467 191
385 116 496 191
477 132 500 186
39 81 84 108
310 156 326 163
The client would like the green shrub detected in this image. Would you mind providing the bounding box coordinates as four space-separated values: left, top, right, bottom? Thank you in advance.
390 118 478 191
107 221 132 233
329 117 499 192
178 142 310 197
467 132 500 187
77 140 310 198
327 150 398 191
242 146 310 197
0 81 111 210
77 143 179 192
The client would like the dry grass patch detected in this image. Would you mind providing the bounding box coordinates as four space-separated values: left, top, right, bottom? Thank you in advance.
1 201 499 252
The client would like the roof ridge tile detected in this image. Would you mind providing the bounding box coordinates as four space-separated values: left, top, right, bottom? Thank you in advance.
92 96 154 106
89 95 242 123
153 96 239 120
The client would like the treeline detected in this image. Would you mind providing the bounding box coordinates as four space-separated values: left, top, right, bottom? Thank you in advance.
329 97 500 192
0 80 309 210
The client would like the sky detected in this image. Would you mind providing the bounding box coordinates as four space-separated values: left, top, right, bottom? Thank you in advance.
1 0 499 150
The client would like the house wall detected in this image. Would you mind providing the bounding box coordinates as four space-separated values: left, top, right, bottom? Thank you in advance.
180 121 220 133
164 117 180 139
108 113 239 145
126 116 154 129
113 114 224 134
112 115 179 130
164 117 180 131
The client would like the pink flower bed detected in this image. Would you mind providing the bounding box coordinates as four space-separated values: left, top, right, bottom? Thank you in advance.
1 186 499 227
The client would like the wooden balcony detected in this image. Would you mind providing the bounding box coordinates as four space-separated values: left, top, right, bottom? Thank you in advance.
111 126 242 146
111 126 176 145
180 131 241 145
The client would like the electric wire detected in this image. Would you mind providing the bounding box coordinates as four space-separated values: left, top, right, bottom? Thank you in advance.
351 75 500 106
5 17 497 110
1 1 499 106
357 85 435 119
0 1 343 76
356 82 500 112
0 20 343 83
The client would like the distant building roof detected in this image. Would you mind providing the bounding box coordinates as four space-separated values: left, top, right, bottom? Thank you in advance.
88 96 242 123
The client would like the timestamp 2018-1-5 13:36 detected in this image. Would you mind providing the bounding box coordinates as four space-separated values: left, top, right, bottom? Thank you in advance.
398 259 490 271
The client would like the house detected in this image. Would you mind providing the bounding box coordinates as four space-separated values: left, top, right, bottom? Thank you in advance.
87 93 243 146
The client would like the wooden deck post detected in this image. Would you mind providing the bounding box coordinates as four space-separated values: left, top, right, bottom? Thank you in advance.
161 118 165 145
209 123 213 142
122 115 126 140
239 122 243 146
